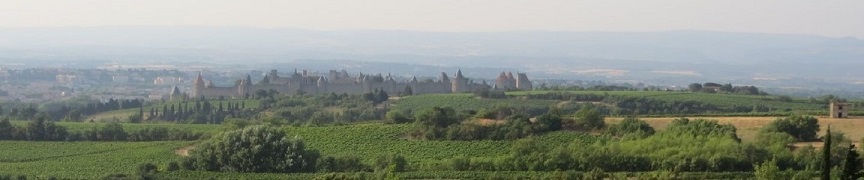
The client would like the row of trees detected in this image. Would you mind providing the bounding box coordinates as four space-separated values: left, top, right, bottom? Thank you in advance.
403 105 606 141
0 98 144 122
0 117 203 141
522 92 784 115
264 93 386 126
146 100 249 124
688 82 765 95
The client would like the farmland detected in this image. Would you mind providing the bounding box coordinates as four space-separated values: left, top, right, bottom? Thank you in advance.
0 91 860 179
0 141 191 179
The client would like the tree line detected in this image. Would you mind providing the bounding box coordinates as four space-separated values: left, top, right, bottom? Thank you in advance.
0 117 203 141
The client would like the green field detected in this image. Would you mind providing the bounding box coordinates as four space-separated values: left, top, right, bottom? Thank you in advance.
0 141 192 179
0 122 589 179
3 91 854 179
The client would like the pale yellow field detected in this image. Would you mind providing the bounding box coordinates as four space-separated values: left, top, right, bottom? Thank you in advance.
607 116 864 143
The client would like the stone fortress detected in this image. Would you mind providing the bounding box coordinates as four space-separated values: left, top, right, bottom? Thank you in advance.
185 69 532 98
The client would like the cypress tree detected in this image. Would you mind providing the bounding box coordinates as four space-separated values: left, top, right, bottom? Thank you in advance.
823 126 832 180
842 144 863 180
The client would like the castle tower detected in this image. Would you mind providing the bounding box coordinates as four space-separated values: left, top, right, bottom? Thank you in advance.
314 76 326 93
192 72 205 98
439 72 450 84
170 85 184 101
238 74 252 98
515 73 533 90
451 69 469 93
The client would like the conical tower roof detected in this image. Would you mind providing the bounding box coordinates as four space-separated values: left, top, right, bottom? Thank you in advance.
170 85 182 95
193 72 205 86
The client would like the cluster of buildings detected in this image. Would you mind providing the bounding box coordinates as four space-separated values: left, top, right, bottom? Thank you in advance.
180 69 533 99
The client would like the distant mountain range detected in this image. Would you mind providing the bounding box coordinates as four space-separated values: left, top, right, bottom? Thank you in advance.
1 26 863 97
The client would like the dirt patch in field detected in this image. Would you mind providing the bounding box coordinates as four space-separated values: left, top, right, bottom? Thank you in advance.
607 116 864 143
175 144 196 157
473 119 506 126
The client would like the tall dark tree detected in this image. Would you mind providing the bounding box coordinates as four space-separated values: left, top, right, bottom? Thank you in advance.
688 83 703 92
842 144 863 180
403 86 413 96
824 126 833 180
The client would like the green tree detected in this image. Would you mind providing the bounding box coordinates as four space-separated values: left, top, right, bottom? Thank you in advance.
184 125 319 173
536 113 563 131
761 115 820 141
688 83 703 92
403 86 413 96
375 154 408 172
824 126 833 180
755 158 781 180
841 144 863 180
415 107 460 128
575 106 604 130
98 122 128 141
0 118 14 140
605 117 655 138
385 110 411 124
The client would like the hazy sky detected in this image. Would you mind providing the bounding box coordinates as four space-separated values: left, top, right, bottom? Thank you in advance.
1 0 863 37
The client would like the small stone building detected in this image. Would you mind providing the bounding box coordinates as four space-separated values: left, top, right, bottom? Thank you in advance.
830 102 850 118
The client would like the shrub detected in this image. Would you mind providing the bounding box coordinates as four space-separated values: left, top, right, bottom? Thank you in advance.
183 125 320 173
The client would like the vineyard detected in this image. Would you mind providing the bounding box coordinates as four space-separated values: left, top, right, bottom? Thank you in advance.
286 123 590 164
2 90 860 178
0 141 191 179
0 122 595 179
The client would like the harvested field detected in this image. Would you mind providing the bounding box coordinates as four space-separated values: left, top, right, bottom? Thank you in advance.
608 116 864 142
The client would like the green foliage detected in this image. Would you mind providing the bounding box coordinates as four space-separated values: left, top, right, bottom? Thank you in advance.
375 154 408 172
605 117 654 138
25 117 66 141
394 94 555 117
93 122 128 141
535 113 563 131
317 156 372 172
414 107 460 128
823 126 833 180
183 125 320 173
136 162 158 179
574 106 604 130
841 144 863 180
754 158 781 180
760 115 820 141
665 118 739 141
384 110 411 124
